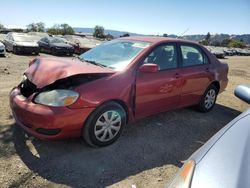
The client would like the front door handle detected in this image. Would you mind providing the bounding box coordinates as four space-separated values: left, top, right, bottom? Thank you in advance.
175 73 181 79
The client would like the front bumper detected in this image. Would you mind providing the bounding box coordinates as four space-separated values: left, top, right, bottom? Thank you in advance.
15 46 39 54
54 47 74 55
0 48 5 55
10 88 95 140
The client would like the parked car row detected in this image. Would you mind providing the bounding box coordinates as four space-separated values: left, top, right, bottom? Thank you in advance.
1 32 103 56
206 46 250 58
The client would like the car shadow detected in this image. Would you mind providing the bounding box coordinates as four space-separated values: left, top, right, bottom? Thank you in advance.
2 103 241 187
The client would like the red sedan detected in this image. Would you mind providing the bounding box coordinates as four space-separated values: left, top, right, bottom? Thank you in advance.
10 37 228 146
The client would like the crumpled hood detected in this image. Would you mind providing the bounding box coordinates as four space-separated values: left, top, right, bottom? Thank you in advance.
15 41 38 47
25 57 115 88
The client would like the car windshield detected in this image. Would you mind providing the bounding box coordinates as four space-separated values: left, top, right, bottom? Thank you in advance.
50 38 65 43
79 40 151 71
13 35 34 42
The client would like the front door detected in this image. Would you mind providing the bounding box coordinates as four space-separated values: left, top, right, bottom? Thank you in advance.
135 43 182 118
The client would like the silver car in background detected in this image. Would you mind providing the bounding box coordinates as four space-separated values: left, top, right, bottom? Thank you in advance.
3 32 39 55
168 85 250 188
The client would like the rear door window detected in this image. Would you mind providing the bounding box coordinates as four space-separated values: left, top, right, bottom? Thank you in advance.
180 45 208 67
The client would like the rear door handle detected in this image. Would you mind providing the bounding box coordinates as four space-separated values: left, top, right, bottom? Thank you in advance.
205 68 210 72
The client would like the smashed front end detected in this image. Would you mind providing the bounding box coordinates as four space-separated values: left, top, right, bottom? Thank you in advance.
9 58 111 140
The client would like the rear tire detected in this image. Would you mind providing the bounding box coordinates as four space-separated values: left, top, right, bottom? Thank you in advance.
197 85 218 112
83 102 126 147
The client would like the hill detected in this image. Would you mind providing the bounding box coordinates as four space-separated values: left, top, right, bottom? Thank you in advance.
73 28 250 45
73 27 142 37
182 34 250 45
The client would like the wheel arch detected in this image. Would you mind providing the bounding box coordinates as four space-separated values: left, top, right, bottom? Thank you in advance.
109 99 129 123
82 99 129 146
85 99 130 126
209 80 220 92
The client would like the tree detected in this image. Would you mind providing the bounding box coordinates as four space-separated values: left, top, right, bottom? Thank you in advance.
47 24 74 35
205 32 211 41
221 38 246 48
27 22 45 32
228 39 246 48
60 23 74 35
0 23 5 29
221 39 230 47
210 40 221 46
27 23 37 31
200 32 211 46
93 25 105 38
47 24 61 35
199 39 208 46
36 22 45 32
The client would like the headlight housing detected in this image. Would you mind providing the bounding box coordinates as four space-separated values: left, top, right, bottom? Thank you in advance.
34 89 79 107
167 160 195 188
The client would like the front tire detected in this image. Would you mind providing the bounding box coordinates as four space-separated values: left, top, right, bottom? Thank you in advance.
83 102 126 147
13 46 18 55
197 85 218 112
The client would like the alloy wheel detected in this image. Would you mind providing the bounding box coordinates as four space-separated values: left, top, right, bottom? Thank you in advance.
94 110 122 142
204 89 216 109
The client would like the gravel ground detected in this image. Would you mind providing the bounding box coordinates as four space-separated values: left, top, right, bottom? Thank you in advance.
0 53 249 188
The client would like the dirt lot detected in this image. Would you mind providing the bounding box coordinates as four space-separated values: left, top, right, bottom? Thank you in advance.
0 53 249 188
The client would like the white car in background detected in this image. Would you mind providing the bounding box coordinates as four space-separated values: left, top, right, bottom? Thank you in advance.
0 42 6 56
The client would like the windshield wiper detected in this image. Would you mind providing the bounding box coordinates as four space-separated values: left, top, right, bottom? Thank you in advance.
78 57 108 68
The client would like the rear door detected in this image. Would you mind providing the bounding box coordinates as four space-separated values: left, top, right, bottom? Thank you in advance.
178 43 213 107
135 43 182 118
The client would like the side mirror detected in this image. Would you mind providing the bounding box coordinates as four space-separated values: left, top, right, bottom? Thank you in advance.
234 85 250 104
139 63 159 73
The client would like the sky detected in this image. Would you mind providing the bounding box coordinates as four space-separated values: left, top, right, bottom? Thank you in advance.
0 0 249 35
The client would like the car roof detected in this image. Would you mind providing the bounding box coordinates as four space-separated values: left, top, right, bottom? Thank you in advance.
119 36 198 45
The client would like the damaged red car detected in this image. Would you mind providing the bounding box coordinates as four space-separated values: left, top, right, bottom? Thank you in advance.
10 37 228 146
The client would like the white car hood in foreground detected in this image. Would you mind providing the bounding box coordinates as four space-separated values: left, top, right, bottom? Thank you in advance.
191 108 250 188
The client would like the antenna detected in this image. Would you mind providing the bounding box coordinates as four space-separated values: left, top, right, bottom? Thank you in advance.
177 28 189 38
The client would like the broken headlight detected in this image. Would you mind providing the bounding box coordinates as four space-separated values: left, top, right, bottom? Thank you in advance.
34 89 79 107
